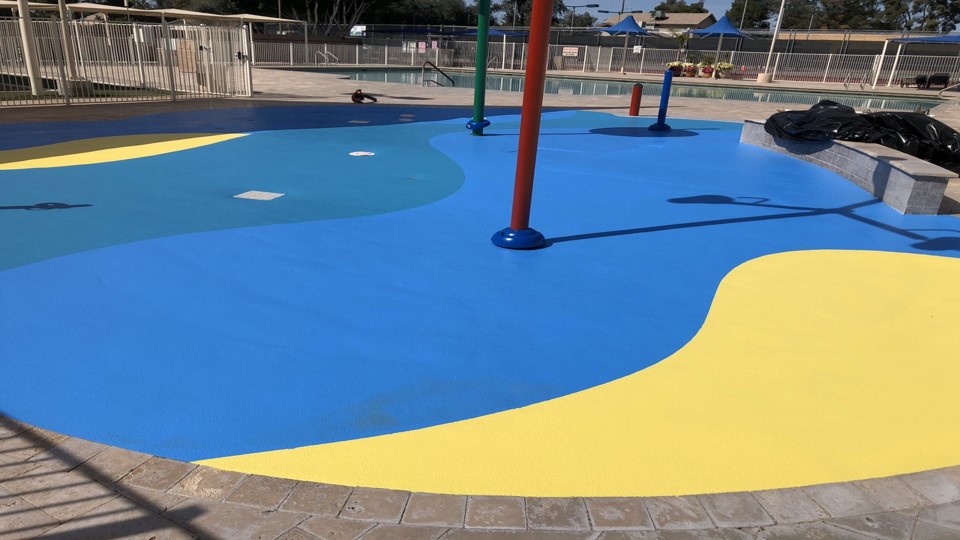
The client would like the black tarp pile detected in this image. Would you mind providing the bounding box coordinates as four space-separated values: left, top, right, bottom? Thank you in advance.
764 100 960 173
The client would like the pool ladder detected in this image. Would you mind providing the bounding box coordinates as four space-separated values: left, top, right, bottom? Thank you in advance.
316 51 338 66
421 61 455 87
842 71 872 90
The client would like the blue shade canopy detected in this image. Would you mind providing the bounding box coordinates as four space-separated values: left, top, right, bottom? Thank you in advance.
690 15 750 38
592 15 649 36
890 34 960 44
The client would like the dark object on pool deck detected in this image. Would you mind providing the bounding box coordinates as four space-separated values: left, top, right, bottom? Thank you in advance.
899 73 950 89
901 75 928 88
351 89 378 103
764 100 960 173
926 73 951 89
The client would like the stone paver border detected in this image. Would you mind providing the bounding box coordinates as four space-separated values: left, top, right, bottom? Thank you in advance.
3 416 960 539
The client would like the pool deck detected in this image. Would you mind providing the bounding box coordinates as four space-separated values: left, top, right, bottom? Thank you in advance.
2 68 960 540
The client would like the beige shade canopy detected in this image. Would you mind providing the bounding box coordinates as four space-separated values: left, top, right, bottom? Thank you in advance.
0 1 302 25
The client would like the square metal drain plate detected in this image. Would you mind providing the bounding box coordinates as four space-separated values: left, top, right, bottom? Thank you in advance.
234 191 284 201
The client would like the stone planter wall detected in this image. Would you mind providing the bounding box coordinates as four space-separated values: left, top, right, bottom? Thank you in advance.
741 119 956 215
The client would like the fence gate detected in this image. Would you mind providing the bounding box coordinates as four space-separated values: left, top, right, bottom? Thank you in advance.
1 18 252 108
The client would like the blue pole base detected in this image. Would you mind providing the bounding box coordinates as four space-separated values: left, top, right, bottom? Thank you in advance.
649 122 672 132
467 119 491 136
491 227 547 249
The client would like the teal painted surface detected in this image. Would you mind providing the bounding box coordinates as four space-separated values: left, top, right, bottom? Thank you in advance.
0 123 465 270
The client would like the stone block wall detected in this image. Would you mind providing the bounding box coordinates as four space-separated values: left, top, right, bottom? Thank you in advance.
740 120 955 214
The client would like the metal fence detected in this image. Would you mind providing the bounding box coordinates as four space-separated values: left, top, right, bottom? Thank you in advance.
1 17 252 107
6 18 960 109
252 39 960 90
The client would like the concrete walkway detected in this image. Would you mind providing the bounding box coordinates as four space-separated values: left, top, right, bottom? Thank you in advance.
2 68 960 540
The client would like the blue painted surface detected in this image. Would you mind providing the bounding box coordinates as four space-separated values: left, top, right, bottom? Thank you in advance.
1 106 959 461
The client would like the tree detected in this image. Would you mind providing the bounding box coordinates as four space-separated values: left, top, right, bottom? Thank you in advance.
724 0 775 28
492 0 569 26
669 29 689 60
363 0 474 25
653 0 708 13
779 0 822 29
887 0 960 31
568 11 597 26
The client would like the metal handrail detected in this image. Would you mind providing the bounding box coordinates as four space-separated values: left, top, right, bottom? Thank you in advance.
938 81 960 99
315 51 338 66
421 61 454 87
842 71 872 90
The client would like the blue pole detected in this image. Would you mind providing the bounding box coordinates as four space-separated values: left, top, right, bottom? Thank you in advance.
648 69 673 132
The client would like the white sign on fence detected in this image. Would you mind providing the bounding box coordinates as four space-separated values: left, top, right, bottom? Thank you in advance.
562 47 579 57
633 45 643 54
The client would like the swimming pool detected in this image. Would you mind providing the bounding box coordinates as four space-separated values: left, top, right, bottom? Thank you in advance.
318 67 941 111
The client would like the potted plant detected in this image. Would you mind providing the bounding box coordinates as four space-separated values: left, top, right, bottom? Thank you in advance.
715 61 734 79
698 63 714 78
682 63 696 77
666 61 684 75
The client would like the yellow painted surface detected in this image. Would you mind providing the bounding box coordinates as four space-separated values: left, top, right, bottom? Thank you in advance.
0 134 247 170
200 250 960 497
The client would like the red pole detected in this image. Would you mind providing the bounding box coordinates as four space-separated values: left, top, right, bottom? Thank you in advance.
628 83 642 116
506 0 553 235
490 0 550 248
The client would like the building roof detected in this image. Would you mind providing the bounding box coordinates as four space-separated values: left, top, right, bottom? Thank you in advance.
600 12 715 30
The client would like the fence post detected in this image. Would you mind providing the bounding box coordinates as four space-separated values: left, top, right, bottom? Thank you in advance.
823 53 832 83
161 22 178 101
885 52 901 87
639 47 646 74
596 46 601 73
242 24 253 97
74 25 87 78
51 17 71 104
56 5 78 81
134 30 145 87
289 42 293 65
14 0 44 95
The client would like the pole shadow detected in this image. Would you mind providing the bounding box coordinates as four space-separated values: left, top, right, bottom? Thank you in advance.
546 195 960 252
0 202 92 211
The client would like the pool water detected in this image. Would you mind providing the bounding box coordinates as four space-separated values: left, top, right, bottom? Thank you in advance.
319 67 942 111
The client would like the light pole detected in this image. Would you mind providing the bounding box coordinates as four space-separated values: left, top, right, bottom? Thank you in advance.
568 3 599 33
738 0 748 28
597 7 643 20
759 0 786 83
